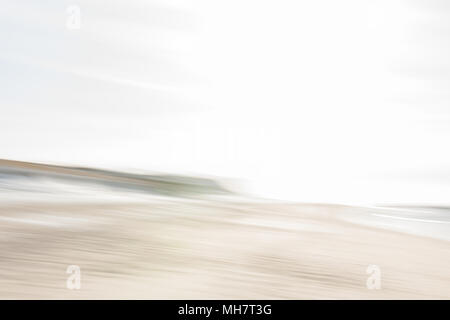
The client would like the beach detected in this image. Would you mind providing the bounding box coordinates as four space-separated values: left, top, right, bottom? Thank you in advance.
0 199 449 299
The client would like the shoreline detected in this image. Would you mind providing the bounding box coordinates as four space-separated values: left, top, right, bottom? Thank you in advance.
0 200 449 299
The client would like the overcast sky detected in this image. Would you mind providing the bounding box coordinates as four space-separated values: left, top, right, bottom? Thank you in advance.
1 0 450 204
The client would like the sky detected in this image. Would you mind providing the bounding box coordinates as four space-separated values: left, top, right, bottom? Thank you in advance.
1 0 450 204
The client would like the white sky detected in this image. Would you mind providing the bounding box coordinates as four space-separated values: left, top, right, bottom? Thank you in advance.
1 0 450 204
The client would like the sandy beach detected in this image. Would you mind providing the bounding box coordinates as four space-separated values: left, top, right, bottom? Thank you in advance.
3 0 450 302
0 199 449 299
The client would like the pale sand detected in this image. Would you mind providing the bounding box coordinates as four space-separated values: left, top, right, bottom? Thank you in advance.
0 200 449 299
